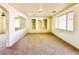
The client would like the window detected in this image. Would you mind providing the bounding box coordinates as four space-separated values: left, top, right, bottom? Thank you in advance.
55 11 74 31
67 12 74 31
55 18 58 29
58 14 66 30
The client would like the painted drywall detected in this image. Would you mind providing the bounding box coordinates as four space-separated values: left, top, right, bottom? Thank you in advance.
0 35 6 47
29 17 51 33
0 4 29 47
51 4 79 49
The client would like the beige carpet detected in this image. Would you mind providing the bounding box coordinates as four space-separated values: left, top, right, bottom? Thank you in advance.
0 33 79 55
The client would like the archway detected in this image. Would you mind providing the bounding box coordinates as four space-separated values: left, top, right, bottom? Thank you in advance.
0 5 9 47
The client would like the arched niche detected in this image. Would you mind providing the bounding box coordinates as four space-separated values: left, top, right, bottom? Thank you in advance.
0 5 8 34
15 16 26 31
38 20 42 29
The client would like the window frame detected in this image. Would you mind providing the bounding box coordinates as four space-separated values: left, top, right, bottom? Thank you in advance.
55 11 74 31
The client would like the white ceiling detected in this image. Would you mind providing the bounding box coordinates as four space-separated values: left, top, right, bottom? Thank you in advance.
9 3 76 17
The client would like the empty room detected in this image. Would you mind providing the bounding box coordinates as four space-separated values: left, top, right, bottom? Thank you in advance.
0 3 79 55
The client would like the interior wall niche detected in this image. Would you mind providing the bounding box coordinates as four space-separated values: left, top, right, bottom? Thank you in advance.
38 20 42 29
15 16 26 31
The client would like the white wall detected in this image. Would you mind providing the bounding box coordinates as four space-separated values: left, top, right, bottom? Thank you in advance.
0 4 29 47
0 35 6 47
51 4 79 49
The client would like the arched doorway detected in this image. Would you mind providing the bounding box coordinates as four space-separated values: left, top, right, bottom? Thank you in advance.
0 5 9 47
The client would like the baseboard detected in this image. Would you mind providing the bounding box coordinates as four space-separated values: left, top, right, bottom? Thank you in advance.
51 33 79 50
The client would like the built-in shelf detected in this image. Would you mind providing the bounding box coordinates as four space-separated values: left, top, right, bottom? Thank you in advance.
32 18 48 30
43 19 47 29
32 19 36 29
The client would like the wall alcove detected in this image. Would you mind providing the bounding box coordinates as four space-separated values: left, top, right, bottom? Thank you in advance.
15 16 26 31
32 18 48 30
